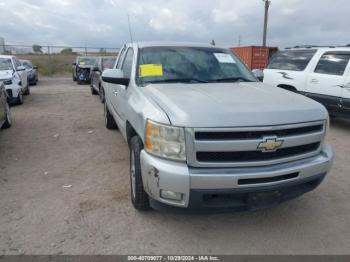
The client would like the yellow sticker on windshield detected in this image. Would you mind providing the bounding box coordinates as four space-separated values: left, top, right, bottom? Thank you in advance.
139 64 163 77
79 61 85 65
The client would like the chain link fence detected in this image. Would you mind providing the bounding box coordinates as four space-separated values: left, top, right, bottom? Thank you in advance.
0 44 120 76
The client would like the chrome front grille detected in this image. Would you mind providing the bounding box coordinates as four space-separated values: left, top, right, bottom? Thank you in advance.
185 121 325 168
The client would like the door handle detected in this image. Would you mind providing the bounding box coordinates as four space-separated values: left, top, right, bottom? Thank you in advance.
113 90 119 96
310 79 319 84
336 83 350 89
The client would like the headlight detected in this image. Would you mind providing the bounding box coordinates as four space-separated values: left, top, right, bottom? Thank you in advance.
3 79 13 85
145 120 186 161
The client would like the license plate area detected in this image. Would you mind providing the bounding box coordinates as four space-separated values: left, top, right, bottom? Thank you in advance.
247 190 281 210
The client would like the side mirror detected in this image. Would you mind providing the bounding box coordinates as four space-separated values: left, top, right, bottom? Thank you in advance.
17 66 26 71
252 69 264 81
102 69 129 86
93 66 99 72
72 62 77 66
33 66 38 70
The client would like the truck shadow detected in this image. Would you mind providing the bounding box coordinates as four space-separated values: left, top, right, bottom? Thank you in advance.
330 117 350 130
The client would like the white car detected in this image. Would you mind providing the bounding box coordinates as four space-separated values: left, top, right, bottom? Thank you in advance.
0 55 29 105
263 46 350 117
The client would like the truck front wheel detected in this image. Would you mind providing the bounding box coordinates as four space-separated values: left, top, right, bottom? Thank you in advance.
130 136 150 211
104 102 117 129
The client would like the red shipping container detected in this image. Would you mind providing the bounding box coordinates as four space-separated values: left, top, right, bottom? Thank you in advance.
230 46 278 70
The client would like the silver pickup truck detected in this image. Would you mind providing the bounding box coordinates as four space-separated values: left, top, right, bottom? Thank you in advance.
102 42 334 212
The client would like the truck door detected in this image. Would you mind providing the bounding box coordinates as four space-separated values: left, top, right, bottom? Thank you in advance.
105 47 126 102
340 60 350 116
112 47 134 130
92 59 101 89
305 51 350 114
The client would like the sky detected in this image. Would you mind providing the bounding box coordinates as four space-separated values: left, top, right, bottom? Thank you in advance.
0 0 349 49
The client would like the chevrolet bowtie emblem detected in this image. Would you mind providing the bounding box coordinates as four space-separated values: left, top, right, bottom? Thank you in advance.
258 138 284 152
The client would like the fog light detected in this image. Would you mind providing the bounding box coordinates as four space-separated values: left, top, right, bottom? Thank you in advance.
160 190 183 201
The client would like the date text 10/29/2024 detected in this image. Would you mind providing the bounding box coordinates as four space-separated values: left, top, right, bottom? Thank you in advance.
128 256 220 261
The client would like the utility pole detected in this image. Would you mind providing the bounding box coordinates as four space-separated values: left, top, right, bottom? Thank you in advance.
262 0 271 47
238 35 241 47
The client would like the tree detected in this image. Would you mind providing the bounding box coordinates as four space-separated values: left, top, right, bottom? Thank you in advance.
99 48 106 54
61 48 73 54
32 44 43 53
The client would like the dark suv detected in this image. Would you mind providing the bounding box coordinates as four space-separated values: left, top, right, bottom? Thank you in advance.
72 56 98 84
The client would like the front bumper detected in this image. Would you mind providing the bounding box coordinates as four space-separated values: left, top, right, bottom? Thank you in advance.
5 84 22 103
28 73 37 83
140 144 333 211
77 68 92 82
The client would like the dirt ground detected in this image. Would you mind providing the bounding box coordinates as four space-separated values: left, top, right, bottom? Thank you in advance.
0 76 350 255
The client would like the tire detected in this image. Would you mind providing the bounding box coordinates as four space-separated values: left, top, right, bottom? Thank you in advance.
104 102 117 129
130 136 150 210
91 85 98 95
17 91 23 105
23 85 30 95
99 85 105 103
2 102 12 129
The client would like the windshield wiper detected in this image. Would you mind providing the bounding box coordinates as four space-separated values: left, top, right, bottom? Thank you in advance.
208 77 255 83
145 78 209 84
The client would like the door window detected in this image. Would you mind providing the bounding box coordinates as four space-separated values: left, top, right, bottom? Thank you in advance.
121 48 134 78
116 47 126 69
14 58 22 69
314 52 350 76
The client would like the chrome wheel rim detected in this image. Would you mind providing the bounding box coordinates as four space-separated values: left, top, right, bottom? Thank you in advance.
5 103 11 124
130 150 136 199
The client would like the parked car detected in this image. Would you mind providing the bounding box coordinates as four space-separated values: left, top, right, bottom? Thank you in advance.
72 56 98 84
91 56 117 102
102 42 333 212
263 46 350 118
20 59 38 85
0 55 29 105
0 81 11 129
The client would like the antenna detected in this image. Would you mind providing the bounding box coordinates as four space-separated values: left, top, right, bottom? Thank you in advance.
127 14 134 43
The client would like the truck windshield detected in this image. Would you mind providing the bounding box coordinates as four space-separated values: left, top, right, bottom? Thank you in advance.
21 61 33 69
137 47 256 85
102 58 116 70
267 50 317 71
77 57 97 66
0 58 14 71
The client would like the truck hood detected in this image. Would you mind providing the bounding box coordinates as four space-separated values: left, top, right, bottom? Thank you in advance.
143 82 328 127
0 70 14 80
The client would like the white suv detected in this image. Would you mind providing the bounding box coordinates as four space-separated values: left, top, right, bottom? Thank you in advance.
0 55 29 105
263 47 350 117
